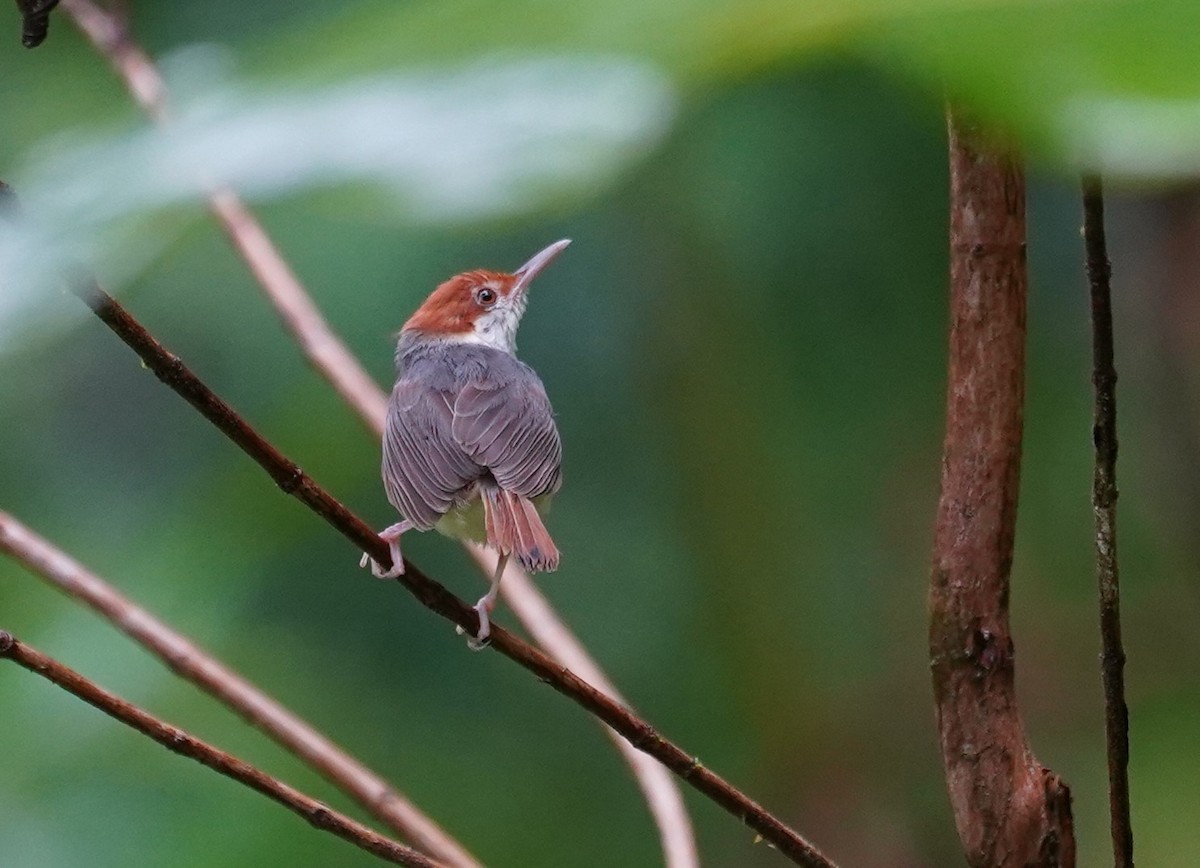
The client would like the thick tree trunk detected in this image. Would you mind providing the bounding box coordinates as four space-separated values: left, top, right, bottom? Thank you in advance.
929 111 1076 868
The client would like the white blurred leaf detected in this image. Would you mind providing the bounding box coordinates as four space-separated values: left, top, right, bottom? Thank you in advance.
0 50 675 349
1061 96 1200 180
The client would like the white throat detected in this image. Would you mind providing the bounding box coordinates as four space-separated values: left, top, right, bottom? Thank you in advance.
456 296 526 353
452 326 517 353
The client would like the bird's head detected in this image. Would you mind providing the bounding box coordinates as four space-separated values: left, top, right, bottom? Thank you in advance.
402 239 570 354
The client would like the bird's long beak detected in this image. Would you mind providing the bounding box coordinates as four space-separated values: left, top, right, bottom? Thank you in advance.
513 239 571 294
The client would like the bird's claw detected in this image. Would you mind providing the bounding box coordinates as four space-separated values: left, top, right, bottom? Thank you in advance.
358 536 405 579
455 601 492 651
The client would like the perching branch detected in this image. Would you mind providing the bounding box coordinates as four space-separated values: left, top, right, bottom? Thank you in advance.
1081 176 1133 868
0 631 443 868
929 111 1075 867
1 180 473 866
69 278 835 868
0 511 482 868
211 192 700 868
465 544 700 868
59 2 699 863
212 166 698 868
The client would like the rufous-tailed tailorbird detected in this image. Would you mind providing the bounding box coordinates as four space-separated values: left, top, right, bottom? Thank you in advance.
361 240 569 648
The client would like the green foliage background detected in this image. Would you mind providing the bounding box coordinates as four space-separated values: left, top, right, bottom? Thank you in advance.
2 1 1200 865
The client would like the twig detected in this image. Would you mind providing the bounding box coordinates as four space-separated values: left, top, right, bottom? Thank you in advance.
1 176 469 865
58 0 411 435
208 196 700 868
59 2 699 863
14 0 59 48
466 544 699 868
206 190 391 434
211 192 698 868
70 278 835 867
1081 176 1133 868
930 110 1075 867
0 631 443 868
60 0 166 120
0 511 482 868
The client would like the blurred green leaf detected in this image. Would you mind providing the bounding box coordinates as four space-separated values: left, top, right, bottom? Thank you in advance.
0 52 673 347
853 0 1200 177
259 0 1200 180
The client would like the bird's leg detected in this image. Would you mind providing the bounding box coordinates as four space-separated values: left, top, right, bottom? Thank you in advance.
457 552 508 651
358 521 410 579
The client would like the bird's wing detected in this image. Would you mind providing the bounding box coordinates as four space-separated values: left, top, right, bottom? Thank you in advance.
383 378 482 529
451 371 562 499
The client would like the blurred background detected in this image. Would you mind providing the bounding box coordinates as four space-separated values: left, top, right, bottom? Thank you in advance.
2 1 1200 865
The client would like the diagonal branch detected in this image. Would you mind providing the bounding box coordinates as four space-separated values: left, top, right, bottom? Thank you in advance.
210 189 701 868
60 0 165 120
209 189 697 868
929 110 1075 867
1 180 473 867
58 1 698 863
70 278 835 867
0 511 482 868
62 0 390 433
465 544 699 868
206 190 391 434
0 631 443 868
1081 176 1133 868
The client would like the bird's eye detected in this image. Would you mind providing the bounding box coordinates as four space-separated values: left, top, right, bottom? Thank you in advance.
475 287 497 306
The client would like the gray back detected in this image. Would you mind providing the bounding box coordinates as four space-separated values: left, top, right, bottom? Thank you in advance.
382 338 562 529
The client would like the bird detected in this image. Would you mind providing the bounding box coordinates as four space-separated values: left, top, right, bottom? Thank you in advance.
361 239 569 648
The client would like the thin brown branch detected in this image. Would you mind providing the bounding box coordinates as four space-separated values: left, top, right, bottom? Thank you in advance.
60 0 166 120
69 278 834 868
15 0 59 48
466 544 699 868
1 177 469 865
1082 176 1133 868
62 0 389 435
213 197 699 868
0 631 443 868
930 110 1075 867
0 511 482 868
206 190 391 433
206 197 700 868
58 2 699 863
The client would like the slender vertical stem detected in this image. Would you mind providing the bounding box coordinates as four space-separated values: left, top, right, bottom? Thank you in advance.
930 110 1074 867
1082 176 1134 868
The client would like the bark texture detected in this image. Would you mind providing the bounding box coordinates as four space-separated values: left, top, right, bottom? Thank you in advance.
1082 177 1133 868
929 112 1075 868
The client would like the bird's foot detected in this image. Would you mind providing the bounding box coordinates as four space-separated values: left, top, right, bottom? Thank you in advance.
456 596 495 651
358 522 408 579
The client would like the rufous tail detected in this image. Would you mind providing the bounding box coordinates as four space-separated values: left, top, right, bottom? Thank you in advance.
482 488 559 572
